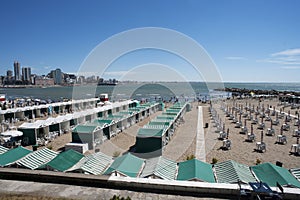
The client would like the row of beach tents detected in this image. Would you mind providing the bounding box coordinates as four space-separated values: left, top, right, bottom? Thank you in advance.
0 145 299 188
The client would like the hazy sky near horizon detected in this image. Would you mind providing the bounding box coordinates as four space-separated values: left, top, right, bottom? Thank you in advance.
0 0 300 82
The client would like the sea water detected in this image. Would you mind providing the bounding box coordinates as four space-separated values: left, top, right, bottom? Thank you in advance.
0 82 299 101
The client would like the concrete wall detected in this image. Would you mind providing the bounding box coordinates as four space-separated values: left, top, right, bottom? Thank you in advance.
0 168 299 199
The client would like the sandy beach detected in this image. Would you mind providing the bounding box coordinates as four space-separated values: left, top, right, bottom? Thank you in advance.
206 97 300 169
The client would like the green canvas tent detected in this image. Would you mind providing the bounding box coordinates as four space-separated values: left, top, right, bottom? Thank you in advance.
69 152 112 175
140 156 177 180
251 163 300 188
177 158 215 182
17 148 58 170
214 160 256 184
0 146 32 167
135 128 165 154
43 149 85 172
104 153 144 177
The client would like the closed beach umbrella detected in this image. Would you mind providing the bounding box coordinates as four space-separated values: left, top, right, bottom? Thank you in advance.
227 128 229 139
261 130 263 143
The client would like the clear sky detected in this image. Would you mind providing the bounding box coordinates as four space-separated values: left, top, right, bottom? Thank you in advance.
0 0 300 82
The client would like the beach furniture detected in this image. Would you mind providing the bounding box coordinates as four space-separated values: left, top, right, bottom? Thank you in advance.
282 123 290 131
276 135 287 144
256 131 266 152
293 129 300 137
240 119 248 134
247 133 256 142
258 118 265 129
251 117 258 124
266 122 275 136
246 125 255 142
222 139 231 150
290 144 300 155
221 128 231 150
265 115 271 121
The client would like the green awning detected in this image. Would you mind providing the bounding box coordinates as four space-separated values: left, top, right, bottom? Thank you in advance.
137 128 164 138
44 149 85 172
92 119 113 127
72 125 98 133
177 159 215 182
0 146 32 167
148 121 170 126
214 160 256 184
104 153 144 177
251 163 300 188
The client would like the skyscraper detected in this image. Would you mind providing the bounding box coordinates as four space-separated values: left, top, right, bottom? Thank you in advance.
14 61 21 81
54 68 62 85
22 67 31 83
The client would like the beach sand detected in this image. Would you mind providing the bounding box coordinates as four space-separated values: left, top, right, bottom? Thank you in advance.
206 97 300 169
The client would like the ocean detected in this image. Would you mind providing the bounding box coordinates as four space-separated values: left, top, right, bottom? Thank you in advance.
0 82 300 101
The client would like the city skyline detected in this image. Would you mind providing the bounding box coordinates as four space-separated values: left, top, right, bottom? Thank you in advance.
0 1 300 82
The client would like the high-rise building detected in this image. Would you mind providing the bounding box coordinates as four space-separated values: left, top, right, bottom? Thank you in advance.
14 61 21 81
22 67 31 83
7 70 13 78
54 68 62 85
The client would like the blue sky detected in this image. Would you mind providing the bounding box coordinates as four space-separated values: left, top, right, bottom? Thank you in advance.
0 0 300 82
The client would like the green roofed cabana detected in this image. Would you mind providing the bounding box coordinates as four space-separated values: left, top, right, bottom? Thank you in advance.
71 152 112 175
17 148 58 170
214 160 256 184
72 125 102 150
104 153 144 177
43 149 85 172
251 163 300 188
177 159 215 182
0 146 32 167
140 156 177 180
0 146 8 154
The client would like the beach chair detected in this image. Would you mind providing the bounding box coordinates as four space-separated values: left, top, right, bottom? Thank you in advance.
240 126 248 134
235 121 242 128
282 123 290 131
258 122 265 130
290 144 300 155
266 128 275 136
222 139 231 150
272 119 279 125
251 118 258 124
293 129 300 137
246 133 255 142
219 131 227 140
265 115 271 121
256 142 266 152
276 135 287 144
